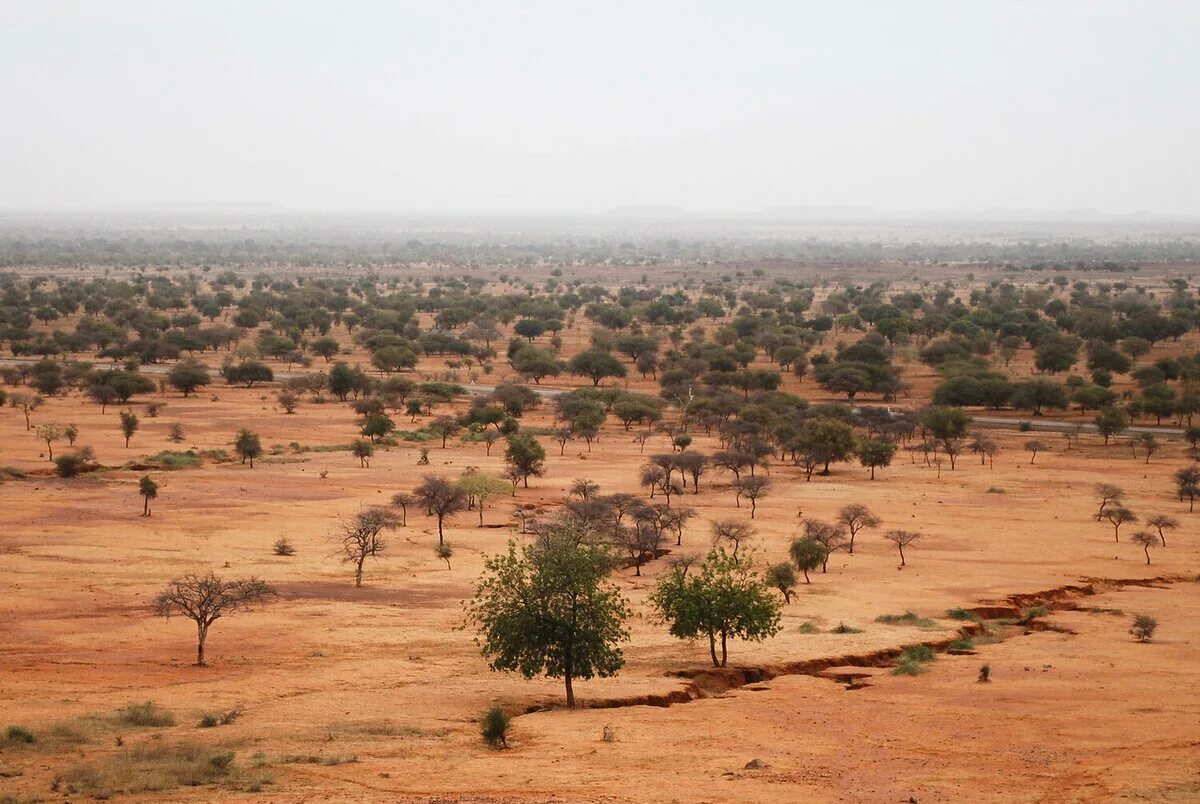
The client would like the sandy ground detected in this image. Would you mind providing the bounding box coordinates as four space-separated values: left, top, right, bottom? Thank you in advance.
1 318 1198 801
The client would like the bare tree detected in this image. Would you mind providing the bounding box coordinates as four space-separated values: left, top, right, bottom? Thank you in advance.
711 519 755 562
732 476 770 518
1024 440 1047 464
1145 514 1179 547
1130 530 1158 565
836 504 880 555
414 475 467 544
1101 506 1137 542
569 478 600 501
337 507 398 586
883 529 920 566
153 572 275 665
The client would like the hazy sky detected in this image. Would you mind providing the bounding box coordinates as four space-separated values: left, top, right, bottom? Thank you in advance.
1 1 1197 215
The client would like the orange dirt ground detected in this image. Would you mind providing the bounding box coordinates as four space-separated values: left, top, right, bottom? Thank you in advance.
1 309 1199 802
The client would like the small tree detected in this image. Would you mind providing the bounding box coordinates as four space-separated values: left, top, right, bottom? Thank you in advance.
10 392 44 429
1024 440 1047 464
153 572 275 665
1129 613 1158 642
569 479 600 501
1102 506 1137 542
766 562 797 603
337 507 398 586
234 428 263 467
1094 406 1129 445
650 548 782 667
1096 483 1125 520
139 475 159 516
836 503 881 555
415 475 467 544
167 359 211 396
504 433 546 488
36 422 66 461
351 439 374 467
360 412 395 443
1173 465 1200 512
119 410 139 448
710 519 755 562
733 475 770 519
465 524 630 708
459 472 511 526
1130 530 1158 565
1134 433 1160 464
1145 513 1179 547
277 390 299 414
788 537 825 583
390 491 414 525
435 542 453 570
856 437 897 479
428 415 462 448
480 705 510 748
883 529 920 566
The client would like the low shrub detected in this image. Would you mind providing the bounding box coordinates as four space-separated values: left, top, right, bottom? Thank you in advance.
480 705 510 748
875 612 936 628
830 622 864 634
4 725 35 744
114 701 176 728
945 608 979 621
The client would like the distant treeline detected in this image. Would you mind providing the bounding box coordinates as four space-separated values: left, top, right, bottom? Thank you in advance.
1 224 1199 268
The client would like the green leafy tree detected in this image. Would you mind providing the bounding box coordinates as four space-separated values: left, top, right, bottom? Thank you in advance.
168 359 212 396
139 474 159 516
234 427 263 467
415 474 467 544
458 472 511 526
650 548 782 667
1094 406 1129 445
504 432 546 488
765 562 797 603
569 349 627 386
119 410 139 447
465 525 630 708
352 438 374 467
856 437 896 479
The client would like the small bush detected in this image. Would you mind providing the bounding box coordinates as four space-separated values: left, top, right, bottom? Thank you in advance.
986 487 1006 494
1020 605 1050 622
4 725 35 744
830 622 864 634
1018 421 1033 432
875 611 936 628
946 608 979 621
1130 613 1158 643
272 538 296 556
143 450 201 469
893 645 936 676
54 742 234 796
947 639 975 651
53 452 88 478
480 705 510 749
198 707 241 728
797 621 820 634
115 701 176 728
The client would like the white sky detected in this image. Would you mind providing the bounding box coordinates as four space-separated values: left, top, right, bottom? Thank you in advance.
1 1 1197 214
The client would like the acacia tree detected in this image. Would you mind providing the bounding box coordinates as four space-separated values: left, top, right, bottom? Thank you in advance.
1096 483 1125 520
36 422 66 461
1024 440 1047 464
459 472 511 526
650 548 782 667
766 562 797 603
836 504 881 555
1130 530 1158 565
733 476 770 519
465 523 630 708
1145 513 1179 547
504 433 546 488
569 479 600 501
234 428 263 467
883 529 920 566
390 491 414 525
153 572 275 665
1174 466 1200 512
710 519 755 562
1102 506 1137 542
857 437 897 479
415 475 467 544
139 474 158 516
337 507 398 586
788 537 825 583
119 410 139 448
802 519 847 573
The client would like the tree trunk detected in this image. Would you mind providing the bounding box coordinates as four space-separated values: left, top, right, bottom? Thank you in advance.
438 517 445 545
355 557 365 586
708 633 719 667
898 544 906 566
720 632 728 667
196 622 209 666
143 497 150 516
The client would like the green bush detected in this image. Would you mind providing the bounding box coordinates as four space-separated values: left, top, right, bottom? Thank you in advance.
830 622 864 634
5 725 35 744
797 621 820 634
947 639 975 651
893 644 936 676
143 450 201 469
115 701 176 728
875 612 936 628
480 705 510 749
946 608 979 621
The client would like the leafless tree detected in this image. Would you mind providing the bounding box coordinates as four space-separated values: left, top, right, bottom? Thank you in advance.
1095 483 1124 521
337 507 398 586
153 572 275 665
569 478 600 501
711 519 755 562
390 491 415 526
732 475 770 518
883 529 920 566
